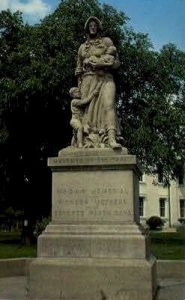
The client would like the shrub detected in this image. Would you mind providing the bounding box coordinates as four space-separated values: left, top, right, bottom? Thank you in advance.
146 216 164 230
34 217 50 238
178 218 185 225
176 218 185 234
176 225 185 234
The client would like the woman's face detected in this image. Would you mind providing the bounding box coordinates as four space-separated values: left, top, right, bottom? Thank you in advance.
88 21 98 36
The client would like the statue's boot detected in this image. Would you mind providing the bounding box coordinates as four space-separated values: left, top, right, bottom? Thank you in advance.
108 129 122 149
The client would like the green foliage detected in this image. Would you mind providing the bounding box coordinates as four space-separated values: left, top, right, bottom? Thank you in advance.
176 225 185 235
176 219 185 234
34 216 50 237
178 218 185 225
146 216 164 230
0 0 184 216
118 42 185 179
0 206 23 231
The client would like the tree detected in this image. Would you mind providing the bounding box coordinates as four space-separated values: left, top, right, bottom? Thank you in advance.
117 40 185 180
0 0 184 219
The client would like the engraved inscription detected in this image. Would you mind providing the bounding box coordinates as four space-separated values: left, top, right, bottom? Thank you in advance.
53 183 133 222
52 170 134 223
51 155 134 166
113 290 138 300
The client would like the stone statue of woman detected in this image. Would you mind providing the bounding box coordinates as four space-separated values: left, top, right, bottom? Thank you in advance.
70 16 122 149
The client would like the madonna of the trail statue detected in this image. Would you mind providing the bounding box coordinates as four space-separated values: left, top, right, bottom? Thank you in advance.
70 16 123 149
28 16 157 300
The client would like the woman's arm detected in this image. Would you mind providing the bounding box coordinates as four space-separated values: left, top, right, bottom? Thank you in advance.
75 45 83 87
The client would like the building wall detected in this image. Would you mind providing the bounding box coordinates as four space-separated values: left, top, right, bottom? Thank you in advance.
139 174 185 227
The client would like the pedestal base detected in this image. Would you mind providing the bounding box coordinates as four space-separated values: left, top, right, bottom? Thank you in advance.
28 150 157 300
28 256 157 300
38 224 150 259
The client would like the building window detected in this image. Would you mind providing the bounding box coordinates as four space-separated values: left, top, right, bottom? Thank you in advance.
180 199 185 218
139 197 144 217
159 198 166 217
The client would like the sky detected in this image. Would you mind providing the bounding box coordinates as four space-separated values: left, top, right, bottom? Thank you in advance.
0 0 184 51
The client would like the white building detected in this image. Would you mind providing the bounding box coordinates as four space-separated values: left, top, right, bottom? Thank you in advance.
139 173 185 227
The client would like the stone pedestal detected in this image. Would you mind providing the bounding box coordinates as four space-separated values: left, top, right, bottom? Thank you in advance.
28 149 157 300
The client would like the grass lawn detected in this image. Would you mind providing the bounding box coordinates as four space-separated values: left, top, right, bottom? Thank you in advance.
0 231 37 259
150 230 185 260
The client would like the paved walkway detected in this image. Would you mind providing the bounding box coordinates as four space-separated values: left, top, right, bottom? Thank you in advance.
157 279 185 300
0 276 185 300
0 276 27 300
